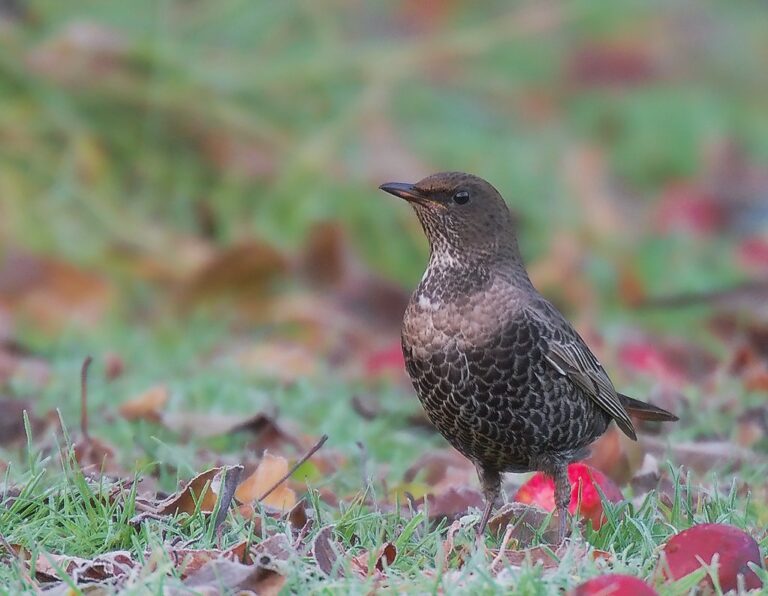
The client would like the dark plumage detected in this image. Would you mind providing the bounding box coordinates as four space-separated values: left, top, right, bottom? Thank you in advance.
379 172 677 540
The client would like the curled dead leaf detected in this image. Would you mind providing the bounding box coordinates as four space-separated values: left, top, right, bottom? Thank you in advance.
135 465 242 518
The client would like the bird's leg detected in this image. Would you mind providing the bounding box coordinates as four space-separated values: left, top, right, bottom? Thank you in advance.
553 465 571 543
475 466 501 537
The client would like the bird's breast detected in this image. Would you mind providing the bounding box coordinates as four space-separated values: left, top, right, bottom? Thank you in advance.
402 276 523 358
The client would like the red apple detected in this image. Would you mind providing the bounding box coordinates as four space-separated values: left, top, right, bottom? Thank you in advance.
571 574 657 595
513 463 623 529
659 523 763 591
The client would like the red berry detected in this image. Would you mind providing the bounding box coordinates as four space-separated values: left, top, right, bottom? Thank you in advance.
513 463 623 529
659 523 763 591
572 574 657 595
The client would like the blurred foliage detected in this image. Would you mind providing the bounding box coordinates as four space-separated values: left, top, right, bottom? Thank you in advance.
1 0 766 303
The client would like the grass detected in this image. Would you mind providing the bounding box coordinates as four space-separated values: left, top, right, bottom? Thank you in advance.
1 0 768 593
1 325 767 593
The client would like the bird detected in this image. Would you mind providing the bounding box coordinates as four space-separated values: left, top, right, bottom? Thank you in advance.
379 172 678 541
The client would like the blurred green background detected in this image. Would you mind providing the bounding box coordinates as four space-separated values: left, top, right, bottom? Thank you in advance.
2 0 766 314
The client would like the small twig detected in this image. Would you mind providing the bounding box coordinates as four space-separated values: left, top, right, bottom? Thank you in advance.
258 434 328 503
80 356 93 441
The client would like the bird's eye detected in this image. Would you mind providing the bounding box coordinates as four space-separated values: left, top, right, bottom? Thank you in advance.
453 190 470 205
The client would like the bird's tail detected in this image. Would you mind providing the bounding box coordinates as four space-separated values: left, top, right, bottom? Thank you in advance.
619 393 679 422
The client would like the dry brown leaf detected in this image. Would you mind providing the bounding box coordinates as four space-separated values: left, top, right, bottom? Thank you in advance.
166 540 250 578
350 542 397 578
182 559 285 595
312 525 342 578
487 502 558 546
73 435 121 477
182 534 292 594
235 453 297 511
135 466 242 517
489 543 610 576
0 249 113 333
404 449 478 494
0 397 54 446
118 384 169 422
31 550 135 584
424 486 484 523
177 240 288 317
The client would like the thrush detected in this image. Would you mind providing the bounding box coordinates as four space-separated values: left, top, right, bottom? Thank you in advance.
380 172 677 540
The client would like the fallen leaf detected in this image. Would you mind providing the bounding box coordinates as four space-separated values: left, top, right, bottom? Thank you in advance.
235 453 297 511
73 435 121 477
487 502 558 546
350 542 397 578
251 534 293 569
0 249 113 334
31 550 135 584
424 486 484 523
490 543 610 576
0 397 53 446
177 240 288 319
312 525 342 578
182 559 285 596
135 465 243 517
404 449 478 491
165 540 249 578
118 384 169 422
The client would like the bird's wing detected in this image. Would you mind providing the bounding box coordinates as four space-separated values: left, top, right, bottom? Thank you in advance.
527 302 637 440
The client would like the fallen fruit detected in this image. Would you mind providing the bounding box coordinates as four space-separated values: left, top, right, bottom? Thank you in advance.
513 463 623 529
571 574 657 595
658 523 763 591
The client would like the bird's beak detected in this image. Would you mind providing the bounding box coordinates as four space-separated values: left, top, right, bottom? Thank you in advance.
378 182 428 205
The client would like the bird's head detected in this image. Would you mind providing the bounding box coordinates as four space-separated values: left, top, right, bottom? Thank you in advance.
379 172 519 264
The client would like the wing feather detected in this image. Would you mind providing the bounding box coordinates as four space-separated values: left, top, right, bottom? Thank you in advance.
527 303 637 440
